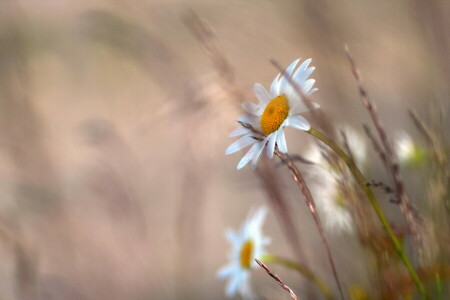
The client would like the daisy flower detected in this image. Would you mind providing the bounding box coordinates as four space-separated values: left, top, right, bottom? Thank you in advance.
305 127 366 233
395 132 426 166
217 206 270 299
225 58 320 169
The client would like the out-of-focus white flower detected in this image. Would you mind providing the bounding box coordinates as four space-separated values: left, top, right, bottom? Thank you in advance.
305 127 366 234
395 132 425 166
217 206 270 299
311 164 354 233
225 58 320 170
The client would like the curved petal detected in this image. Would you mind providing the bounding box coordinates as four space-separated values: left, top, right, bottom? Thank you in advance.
237 114 259 128
308 87 318 96
276 129 288 153
302 79 316 95
225 272 242 297
237 142 260 170
286 115 311 131
266 131 277 159
228 127 251 138
278 58 300 94
226 229 241 245
292 59 313 84
269 73 281 97
225 134 256 155
289 101 320 115
217 263 238 279
241 101 259 115
253 83 270 105
251 135 270 169
238 272 254 299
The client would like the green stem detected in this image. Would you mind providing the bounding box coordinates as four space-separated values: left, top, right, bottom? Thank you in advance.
262 254 333 300
307 128 427 299
435 274 442 300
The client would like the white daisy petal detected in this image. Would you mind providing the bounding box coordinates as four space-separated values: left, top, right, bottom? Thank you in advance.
251 135 271 169
266 131 277 159
253 83 270 105
217 264 237 279
225 135 256 155
226 272 242 297
292 58 312 84
226 229 240 245
278 58 300 93
276 129 287 153
270 73 280 97
239 272 254 299
237 114 259 127
303 79 316 95
228 127 251 138
286 115 311 131
237 142 260 170
309 87 318 95
241 101 259 115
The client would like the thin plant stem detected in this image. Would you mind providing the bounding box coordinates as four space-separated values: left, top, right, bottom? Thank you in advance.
261 254 333 300
255 259 300 300
435 274 442 300
307 128 427 299
275 150 346 300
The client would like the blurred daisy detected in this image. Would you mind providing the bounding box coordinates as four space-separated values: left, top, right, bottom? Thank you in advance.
225 58 320 169
217 206 270 299
395 132 426 166
305 127 366 233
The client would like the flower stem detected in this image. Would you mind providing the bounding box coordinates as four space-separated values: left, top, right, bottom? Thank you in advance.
307 128 427 299
275 151 346 300
261 254 333 300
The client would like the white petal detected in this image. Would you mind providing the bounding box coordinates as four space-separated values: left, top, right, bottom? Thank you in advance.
238 272 254 299
226 272 242 297
286 58 301 76
228 127 251 138
308 87 318 95
266 132 277 159
217 264 238 279
270 73 281 97
303 79 315 95
241 101 259 114
286 115 311 131
253 83 270 105
289 102 320 115
251 136 269 169
225 135 256 155
250 206 268 229
237 142 260 170
278 58 300 93
226 229 241 245
237 114 259 127
276 129 287 153
292 59 313 84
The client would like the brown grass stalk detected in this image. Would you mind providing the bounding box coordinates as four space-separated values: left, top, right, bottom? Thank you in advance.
275 150 346 300
255 259 299 300
344 45 422 250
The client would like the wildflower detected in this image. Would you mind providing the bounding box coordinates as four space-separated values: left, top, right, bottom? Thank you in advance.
217 206 270 299
395 132 426 167
226 58 319 169
305 127 366 233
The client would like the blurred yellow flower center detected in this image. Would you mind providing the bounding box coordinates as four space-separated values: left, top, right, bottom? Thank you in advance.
240 240 254 269
260 95 290 135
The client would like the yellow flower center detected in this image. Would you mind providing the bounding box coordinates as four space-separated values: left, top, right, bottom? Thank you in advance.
260 95 290 135
240 240 254 269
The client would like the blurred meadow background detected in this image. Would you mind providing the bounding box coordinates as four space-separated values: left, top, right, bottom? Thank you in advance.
0 1 449 299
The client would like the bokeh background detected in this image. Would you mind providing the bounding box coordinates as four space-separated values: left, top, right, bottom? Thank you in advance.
0 1 448 299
